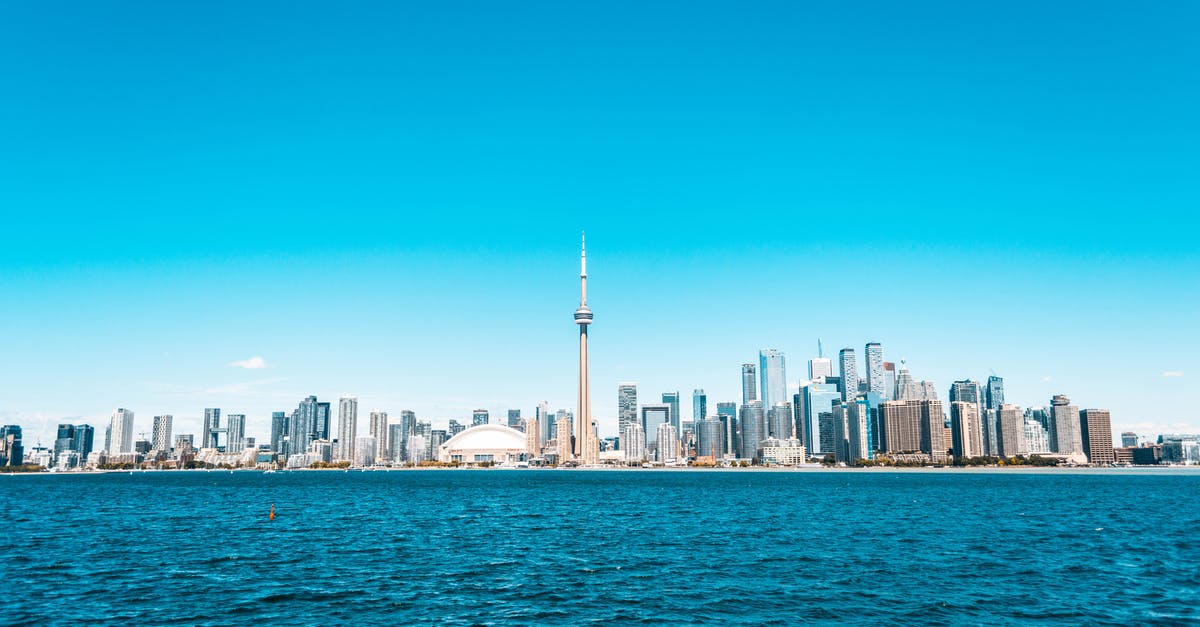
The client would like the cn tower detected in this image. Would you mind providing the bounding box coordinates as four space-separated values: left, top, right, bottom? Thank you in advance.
573 232 593 461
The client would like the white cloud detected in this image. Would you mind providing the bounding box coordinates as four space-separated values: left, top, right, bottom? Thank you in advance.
1041 376 1053 382
1162 371 1184 378
228 356 268 370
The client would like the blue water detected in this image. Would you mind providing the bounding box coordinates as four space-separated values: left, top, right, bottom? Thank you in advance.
4 470 1199 624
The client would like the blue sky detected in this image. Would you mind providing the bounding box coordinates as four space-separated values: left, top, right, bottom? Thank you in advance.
2 1 1197 446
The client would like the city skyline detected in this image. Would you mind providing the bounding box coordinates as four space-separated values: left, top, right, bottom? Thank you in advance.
3 2 1197 447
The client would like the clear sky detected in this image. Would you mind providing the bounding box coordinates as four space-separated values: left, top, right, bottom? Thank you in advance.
2 1 1197 447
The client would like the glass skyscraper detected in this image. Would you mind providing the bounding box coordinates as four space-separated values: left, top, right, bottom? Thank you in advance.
741 364 757 404
864 342 884 397
758 349 787 411
803 383 840 454
617 383 638 448
692 389 707 423
838 348 858 402
662 391 680 432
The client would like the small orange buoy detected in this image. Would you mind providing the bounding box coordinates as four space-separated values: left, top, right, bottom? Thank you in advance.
269 504 275 521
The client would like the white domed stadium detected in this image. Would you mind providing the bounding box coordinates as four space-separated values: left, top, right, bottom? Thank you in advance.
438 424 530 465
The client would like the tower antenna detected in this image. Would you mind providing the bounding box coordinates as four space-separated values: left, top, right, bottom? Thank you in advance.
818 339 823 359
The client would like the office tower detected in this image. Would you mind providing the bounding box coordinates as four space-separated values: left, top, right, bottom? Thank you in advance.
949 401 982 460
792 393 807 446
288 396 322 458
623 424 646 463
831 403 850 462
336 396 358 462
573 233 595 462
919 400 947 462
996 405 1025 458
202 408 220 450
507 409 521 429
397 410 416 462
692 389 707 424
662 391 681 432
353 436 377 467
315 401 331 441
388 423 406 461
847 396 872 461
1024 415 1051 454
656 423 679 463
759 349 787 410
879 400 924 453
837 349 858 402
696 417 724 461
555 415 573 461
986 376 1005 411
768 403 793 439
738 401 764 460
803 382 840 455
949 380 982 406
471 409 488 427
107 408 135 454
54 424 75 460
71 424 94 460
881 362 897 402
524 417 539 456
1080 409 1115 464
864 343 885 397
894 365 917 400
270 412 287 456
640 404 670 451
617 383 638 448
448 420 465 436
919 381 938 402
370 411 388 464
226 414 246 452
741 364 757 404
536 401 551 448
809 346 833 383
1121 432 1138 448
0 425 24 466
715 402 737 455
1051 395 1083 455
145 415 170 452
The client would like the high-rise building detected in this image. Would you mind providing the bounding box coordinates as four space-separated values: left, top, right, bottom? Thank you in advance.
1080 409 1115 464
864 343 884 397
759 349 787 410
573 233 595 463
202 408 220 450
809 352 833 383
289 396 322 459
623 424 646 463
831 402 850 462
716 402 737 456
54 424 75 461
767 403 793 439
1051 395 1083 455
1026 407 1053 451
448 420 466 436
370 411 388 464
555 415 573 461
617 383 638 448
472 409 489 427
695 417 724 462
880 399 943 460
950 401 982 460
838 348 858 402
388 423 406 462
803 383 840 454
536 401 551 449
847 396 872 461
640 404 670 455
692 389 707 425
398 410 416 462
71 424 94 460
0 425 24 466
741 364 757 404
524 417 539 456
270 412 287 457
894 365 918 401
507 409 522 429
1121 432 1138 448
337 396 358 462
108 408 135 454
315 402 331 441
883 362 896 400
353 436 377 467
738 401 764 461
150 415 172 452
986 376 1005 411
662 391 681 432
996 404 1025 458
656 423 679 463
226 414 246 452
920 400 947 462
1024 414 1051 454
792 393 807 446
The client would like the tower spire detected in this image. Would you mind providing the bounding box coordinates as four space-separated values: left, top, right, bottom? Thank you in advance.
580 231 587 305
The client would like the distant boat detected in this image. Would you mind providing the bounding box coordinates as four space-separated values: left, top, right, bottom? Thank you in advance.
269 504 275 521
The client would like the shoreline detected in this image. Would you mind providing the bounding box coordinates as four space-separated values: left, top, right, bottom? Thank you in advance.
8 465 1200 476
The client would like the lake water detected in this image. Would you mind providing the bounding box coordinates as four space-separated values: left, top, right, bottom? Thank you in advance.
4 469 1199 624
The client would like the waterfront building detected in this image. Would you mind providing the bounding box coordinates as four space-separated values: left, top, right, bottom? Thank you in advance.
388 423 406 462
623 423 646 463
270 412 287 457
920 400 947 462
617 383 638 448
847 396 872 462
662 391 681 432
54 424 76 461
536 401 551 449
337 396 358 462
397 410 416 462
895 366 918 400
150 416 172 452
1024 416 1050 454
738 401 764 461
759 349 787 410
507 409 521 429
864 342 884 397
883 362 896 400
108 408 135 454
202 408 220 450
71 425 94 461
803 382 840 455
0 425 24 466
315 401 331 441
1159 435 1200 464
655 423 679 463
950 401 982 460
472 409 489 427
1051 395 1083 455
818 412 836 456
761 437 806 466
641 404 670 456
792 393 807 447
448 420 466 436
986 376 1005 411
692 389 707 425
226 414 246 452
353 436 377 467
1121 432 1138 447
524 418 539 456
555 415 573 461
768 403 793 439
369 411 388 464
695 417 724 462
996 404 1025 458
1080 409 1115 464
573 233 595 462
741 364 757 404
880 400 945 458
715 402 737 454
838 348 858 402
439 424 530 464
831 403 850 462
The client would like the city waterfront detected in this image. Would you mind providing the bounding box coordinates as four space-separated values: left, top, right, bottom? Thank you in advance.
6 470 1198 624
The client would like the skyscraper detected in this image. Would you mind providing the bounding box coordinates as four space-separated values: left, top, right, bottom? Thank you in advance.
337 396 358 462
623 424 646 463
0 425 23 466
398 410 417 462
573 233 595 463
617 383 638 447
695 417 724 462
767 403 793 439
388 423 406 462
692 389 707 424
894 365 918 400
996 404 1025 458
472 409 489 427
864 343 885 397
556 414 573 462
271 412 287 457
71 424 94 460
809 340 833 383
738 401 764 461
1121 432 1138 448
151 415 173 452
838 348 858 402
662 391 681 432
1080 409 1115 464
986 376 1005 411
315 401 332 441
1051 394 1083 455
950 401 982 460
226 414 246 452
507 409 522 429
741 364 757 404
202 408 220 450
883 362 896 400
370 411 389 464
656 423 679 463
759 349 787 410
803 382 840 455
54 424 75 461
108 408 135 454
847 396 872 461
